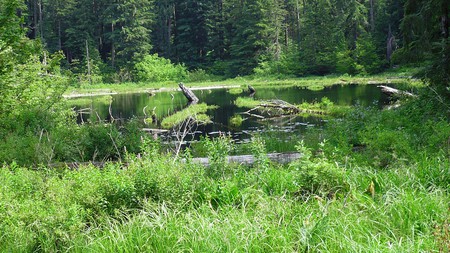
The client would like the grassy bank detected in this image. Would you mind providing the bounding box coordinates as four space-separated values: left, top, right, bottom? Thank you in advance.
64 67 425 96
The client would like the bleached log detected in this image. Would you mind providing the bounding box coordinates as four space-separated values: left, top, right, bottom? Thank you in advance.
378 85 416 97
142 128 169 134
188 152 302 166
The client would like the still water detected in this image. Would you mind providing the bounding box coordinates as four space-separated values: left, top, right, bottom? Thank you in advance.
74 84 389 142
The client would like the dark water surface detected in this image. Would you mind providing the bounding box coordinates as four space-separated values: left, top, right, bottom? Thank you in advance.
74 84 389 142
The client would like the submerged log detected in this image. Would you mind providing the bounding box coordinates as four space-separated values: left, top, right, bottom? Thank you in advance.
378 85 416 97
179 82 199 103
187 152 302 166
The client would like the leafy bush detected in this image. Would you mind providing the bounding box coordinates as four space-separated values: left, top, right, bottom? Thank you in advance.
134 54 187 82
290 141 349 198
204 136 234 179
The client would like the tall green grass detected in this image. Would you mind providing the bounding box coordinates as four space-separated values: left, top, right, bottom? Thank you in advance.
0 139 448 252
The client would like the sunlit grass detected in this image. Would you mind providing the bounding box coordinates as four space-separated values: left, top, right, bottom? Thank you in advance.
0 146 447 252
160 103 217 129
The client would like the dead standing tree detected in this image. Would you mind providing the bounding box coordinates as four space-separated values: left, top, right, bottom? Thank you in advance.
179 82 199 104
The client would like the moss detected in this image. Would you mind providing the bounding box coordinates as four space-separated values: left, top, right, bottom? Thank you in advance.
234 97 260 108
229 115 244 127
227 88 244 95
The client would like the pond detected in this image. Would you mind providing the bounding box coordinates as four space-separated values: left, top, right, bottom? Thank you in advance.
72 84 389 144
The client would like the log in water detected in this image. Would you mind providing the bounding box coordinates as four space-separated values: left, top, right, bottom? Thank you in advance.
187 152 302 166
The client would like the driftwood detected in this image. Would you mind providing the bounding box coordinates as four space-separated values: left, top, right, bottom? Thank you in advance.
142 128 169 134
179 82 199 103
378 85 416 97
187 152 302 166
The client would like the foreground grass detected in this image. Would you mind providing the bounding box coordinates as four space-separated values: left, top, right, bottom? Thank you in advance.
1 141 448 252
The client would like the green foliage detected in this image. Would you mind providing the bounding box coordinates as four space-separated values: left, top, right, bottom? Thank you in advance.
134 54 188 82
234 97 261 108
250 136 270 172
324 93 450 167
203 136 234 179
355 35 384 74
290 141 349 198
335 50 358 75
186 69 220 82
229 115 243 127
253 44 303 77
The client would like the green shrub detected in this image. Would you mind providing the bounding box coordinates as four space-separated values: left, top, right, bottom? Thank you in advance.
204 136 234 179
134 54 187 82
290 141 349 198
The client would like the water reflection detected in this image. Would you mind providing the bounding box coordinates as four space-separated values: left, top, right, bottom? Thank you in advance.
72 84 389 140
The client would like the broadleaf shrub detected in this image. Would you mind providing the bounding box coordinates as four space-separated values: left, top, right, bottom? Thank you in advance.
134 54 187 82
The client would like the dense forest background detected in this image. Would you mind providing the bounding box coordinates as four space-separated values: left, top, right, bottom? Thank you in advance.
16 0 448 81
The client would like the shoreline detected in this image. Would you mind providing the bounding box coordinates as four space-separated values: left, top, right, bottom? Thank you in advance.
63 76 422 99
63 84 242 98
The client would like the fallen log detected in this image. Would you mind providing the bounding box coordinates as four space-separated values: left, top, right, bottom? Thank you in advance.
142 128 169 134
49 152 303 169
260 99 300 114
378 85 416 97
179 82 199 103
187 152 302 166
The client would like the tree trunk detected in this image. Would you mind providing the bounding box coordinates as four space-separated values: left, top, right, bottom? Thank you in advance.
38 0 44 41
33 0 38 39
111 23 115 68
387 24 395 62
86 40 92 84
57 19 62 50
370 0 375 32
441 1 449 39
296 0 301 44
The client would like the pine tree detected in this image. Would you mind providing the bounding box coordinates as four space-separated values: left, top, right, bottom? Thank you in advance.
173 0 211 69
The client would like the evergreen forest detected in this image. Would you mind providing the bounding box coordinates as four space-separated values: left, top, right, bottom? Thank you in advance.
15 0 449 79
0 0 449 251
